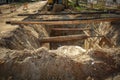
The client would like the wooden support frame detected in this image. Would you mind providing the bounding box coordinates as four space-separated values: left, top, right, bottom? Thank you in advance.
6 18 120 25
17 11 120 16
40 34 103 43
51 28 91 31
40 34 89 43
83 30 102 49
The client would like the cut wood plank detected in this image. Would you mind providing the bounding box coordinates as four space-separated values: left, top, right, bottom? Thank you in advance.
102 36 115 47
40 35 103 43
6 18 120 25
40 34 89 43
83 31 102 49
51 28 91 31
17 11 119 16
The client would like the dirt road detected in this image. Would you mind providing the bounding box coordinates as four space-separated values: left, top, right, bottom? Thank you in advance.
0 1 47 33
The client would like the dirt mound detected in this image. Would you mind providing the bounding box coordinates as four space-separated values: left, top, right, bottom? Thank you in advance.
0 46 120 80
0 14 120 80
0 25 49 50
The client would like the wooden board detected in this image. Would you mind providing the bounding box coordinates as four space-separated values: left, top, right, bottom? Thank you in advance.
6 18 120 25
40 34 89 43
51 28 91 31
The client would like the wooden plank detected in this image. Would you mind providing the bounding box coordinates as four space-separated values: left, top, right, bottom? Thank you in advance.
83 30 102 49
17 11 119 16
40 34 103 43
51 28 91 31
6 18 120 25
84 39 89 50
103 36 115 47
40 34 89 43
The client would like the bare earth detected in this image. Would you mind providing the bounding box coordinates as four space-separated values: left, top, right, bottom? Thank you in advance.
0 1 47 33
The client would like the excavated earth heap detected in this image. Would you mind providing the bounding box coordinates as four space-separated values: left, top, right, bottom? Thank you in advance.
0 21 120 80
0 46 120 80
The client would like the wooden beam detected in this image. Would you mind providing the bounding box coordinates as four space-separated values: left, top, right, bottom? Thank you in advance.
83 31 102 49
51 28 91 31
40 34 89 43
103 36 115 47
6 18 120 25
17 11 119 16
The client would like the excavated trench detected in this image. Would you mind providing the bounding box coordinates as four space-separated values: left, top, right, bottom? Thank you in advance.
50 22 120 49
0 17 120 80
49 24 85 49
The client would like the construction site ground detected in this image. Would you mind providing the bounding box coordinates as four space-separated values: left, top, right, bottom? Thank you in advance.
0 1 120 80
0 1 47 32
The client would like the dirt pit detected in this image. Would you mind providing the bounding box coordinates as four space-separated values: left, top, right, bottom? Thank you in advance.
0 21 120 80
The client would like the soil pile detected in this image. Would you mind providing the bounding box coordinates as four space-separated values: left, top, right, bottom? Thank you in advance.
0 16 119 80
0 46 120 80
0 25 49 50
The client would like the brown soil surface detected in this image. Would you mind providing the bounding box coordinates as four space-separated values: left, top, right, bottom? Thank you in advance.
0 1 120 80
0 47 120 80
0 1 47 32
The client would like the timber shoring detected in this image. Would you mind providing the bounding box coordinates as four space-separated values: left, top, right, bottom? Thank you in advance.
40 35 103 43
17 11 120 16
40 34 89 43
51 28 91 31
6 18 120 25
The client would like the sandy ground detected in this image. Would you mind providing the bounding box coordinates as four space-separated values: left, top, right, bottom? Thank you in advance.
0 1 47 33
